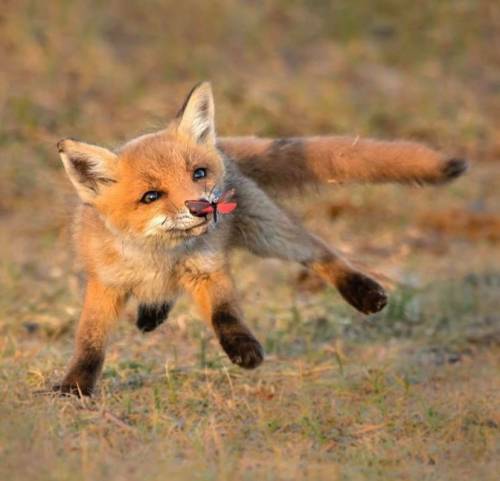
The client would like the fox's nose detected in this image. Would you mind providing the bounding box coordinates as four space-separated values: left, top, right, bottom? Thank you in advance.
185 199 213 218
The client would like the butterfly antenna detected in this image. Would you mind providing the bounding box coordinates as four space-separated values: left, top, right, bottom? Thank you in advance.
209 183 218 200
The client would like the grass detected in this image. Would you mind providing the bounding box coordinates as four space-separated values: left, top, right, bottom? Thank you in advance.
0 1 499 480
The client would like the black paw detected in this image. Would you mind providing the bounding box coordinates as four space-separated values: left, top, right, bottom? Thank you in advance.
219 332 264 369
441 158 468 182
137 302 172 332
337 272 387 314
52 382 92 397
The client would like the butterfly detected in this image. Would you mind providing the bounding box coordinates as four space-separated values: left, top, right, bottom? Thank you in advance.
185 188 237 223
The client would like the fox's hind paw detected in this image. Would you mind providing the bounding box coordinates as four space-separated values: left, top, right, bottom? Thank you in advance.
438 158 468 183
337 272 388 314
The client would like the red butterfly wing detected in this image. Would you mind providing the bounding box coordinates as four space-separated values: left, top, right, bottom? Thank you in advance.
218 188 236 203
217 202 237 214
216 188 237 215
185 200 213 215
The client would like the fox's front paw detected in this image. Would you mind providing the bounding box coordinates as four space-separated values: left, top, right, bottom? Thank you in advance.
136 302 172 333
219 332 264 369
52 382 92 397
337 272 387 314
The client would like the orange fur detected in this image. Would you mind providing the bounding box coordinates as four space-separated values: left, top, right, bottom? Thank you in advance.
56 277 124 395
218 136 467 190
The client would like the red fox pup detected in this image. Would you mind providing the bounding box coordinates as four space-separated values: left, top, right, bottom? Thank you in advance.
55 82 467 395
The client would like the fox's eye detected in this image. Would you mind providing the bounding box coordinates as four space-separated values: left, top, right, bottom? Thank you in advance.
193 168 207 181
140 191 163 204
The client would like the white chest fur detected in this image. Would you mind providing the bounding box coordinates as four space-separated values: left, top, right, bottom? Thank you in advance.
98 235 223 304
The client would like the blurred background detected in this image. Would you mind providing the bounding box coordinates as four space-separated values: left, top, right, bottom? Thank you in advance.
0 1 499 480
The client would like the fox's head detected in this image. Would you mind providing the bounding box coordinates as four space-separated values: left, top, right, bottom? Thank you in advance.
58 82 227 243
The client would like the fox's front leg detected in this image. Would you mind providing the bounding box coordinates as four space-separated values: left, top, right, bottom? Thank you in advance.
181 269 264 369
54 278 125 396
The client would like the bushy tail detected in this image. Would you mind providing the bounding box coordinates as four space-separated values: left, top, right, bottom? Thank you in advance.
217 136 467 191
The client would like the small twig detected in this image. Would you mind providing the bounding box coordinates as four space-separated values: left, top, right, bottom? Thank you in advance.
352 423 385 436
101 409 138 434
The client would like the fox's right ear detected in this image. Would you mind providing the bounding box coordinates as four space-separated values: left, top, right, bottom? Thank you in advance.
57 139 117 202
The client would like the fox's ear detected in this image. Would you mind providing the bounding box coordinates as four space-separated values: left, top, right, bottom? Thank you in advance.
57 139 117 202
176 82 216 146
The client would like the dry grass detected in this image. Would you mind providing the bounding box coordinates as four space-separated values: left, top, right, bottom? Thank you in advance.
1 1 499 480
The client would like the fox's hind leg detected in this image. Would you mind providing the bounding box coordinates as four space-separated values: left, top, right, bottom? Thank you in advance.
231 176 387 314
220 136 468 188
306 248 387 314
180 268 263 369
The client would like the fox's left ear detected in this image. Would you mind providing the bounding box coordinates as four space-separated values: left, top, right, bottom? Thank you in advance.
57 139 117 203
176 82 216 146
